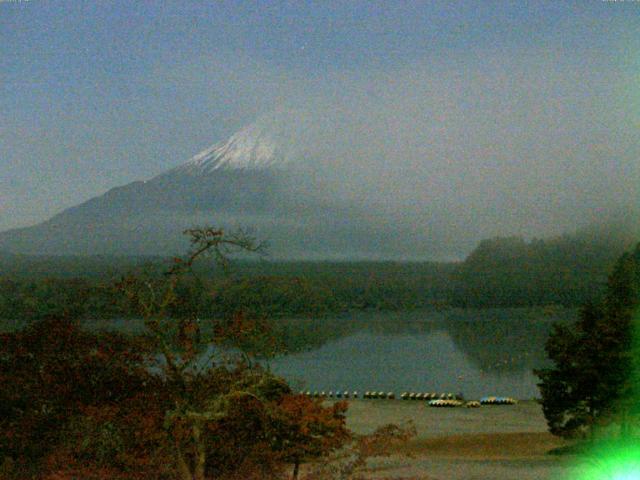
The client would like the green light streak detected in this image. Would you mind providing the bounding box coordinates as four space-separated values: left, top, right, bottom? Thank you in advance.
577 441 640 480
572 305 640 480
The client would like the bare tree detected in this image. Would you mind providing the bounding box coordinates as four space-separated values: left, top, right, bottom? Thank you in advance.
118 227 271 480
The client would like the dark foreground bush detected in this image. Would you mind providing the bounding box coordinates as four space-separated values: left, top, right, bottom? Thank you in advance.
0 318 353 480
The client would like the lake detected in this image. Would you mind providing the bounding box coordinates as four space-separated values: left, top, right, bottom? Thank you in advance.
267 307 576 400
39 306 576 401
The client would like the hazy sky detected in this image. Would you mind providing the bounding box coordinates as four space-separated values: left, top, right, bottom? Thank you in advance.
2 1 639 238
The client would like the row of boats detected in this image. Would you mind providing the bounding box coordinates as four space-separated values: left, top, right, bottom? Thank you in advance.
428 397 518 408
297 390 518 406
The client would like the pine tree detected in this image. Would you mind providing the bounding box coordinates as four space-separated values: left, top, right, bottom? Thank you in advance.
536 243 640 439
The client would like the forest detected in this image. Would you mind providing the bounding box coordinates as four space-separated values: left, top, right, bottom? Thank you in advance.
0 225 633 324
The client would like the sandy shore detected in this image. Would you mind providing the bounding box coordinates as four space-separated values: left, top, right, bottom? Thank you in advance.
335 399 579 479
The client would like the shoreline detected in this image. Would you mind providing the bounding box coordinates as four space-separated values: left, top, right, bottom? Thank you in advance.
337 399 577 479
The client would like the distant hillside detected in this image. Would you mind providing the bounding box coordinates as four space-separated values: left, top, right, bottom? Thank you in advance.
450 218 639 308
0 253 164 279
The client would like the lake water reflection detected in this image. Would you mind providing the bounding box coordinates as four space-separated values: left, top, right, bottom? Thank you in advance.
268 308 576 400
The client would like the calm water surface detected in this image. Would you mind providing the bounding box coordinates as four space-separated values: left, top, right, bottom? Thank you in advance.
267 308 576 400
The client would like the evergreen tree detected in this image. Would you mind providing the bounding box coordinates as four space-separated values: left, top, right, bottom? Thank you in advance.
536 243 640 438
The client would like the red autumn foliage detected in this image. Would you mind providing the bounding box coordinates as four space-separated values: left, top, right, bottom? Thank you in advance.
269 395 350 479
213 309 282 359
0 318 165 477
0 230 357 479
0 317 370 480
203 390 281 479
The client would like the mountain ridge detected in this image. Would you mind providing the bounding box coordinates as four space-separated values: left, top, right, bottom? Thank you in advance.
0 113 444 259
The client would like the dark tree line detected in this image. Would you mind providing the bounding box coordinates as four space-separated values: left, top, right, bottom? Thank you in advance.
0 265 454 325
0 226 633 327
536 242 640 439
450 234 628 308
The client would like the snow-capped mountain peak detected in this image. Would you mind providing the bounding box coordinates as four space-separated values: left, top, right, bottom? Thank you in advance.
171 110 308 176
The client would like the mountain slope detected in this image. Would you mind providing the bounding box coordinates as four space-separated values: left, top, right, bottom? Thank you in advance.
0 114 437 259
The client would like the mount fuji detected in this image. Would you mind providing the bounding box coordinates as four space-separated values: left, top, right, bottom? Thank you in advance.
0 112 435 259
